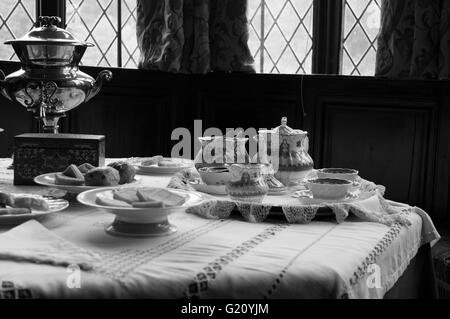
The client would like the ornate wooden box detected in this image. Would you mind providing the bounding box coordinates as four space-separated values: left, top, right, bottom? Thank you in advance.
14 133 105 185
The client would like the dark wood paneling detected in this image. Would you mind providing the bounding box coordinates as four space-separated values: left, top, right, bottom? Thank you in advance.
69 92 177 158
0 99 35 158
198 92 302 131
311 97 437 213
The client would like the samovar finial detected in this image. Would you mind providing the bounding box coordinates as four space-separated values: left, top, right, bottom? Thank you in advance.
36 16 61 28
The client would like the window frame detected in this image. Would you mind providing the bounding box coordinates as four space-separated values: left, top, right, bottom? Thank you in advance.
36 0 66 27
19 0 360 75
312 0 343 75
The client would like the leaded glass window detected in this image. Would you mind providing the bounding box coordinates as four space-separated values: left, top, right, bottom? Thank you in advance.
0 0 36 60
342 0 381 76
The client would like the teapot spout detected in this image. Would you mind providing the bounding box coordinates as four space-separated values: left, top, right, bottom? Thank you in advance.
86 70 112 102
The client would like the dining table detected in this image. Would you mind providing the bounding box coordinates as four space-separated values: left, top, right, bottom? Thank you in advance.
0 158 441 299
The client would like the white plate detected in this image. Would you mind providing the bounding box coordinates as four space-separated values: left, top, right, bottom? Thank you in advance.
34 173 141 195
290 189 378 206
136 158 193 175
299 192 361 205
77 187 209 237
0 195 69 225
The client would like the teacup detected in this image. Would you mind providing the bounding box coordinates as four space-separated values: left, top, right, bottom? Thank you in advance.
226 164 269 203
198 166 231 185
316 168 359 182
305 178 353 200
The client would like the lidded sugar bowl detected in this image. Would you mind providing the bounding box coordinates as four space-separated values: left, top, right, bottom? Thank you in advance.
0 16 112 133
255 117 314 186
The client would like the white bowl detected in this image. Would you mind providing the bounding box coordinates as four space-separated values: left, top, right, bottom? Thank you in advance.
316 168 359 182
198 166 231 185
305 178 353 200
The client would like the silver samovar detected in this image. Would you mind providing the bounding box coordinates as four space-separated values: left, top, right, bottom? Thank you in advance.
0 16 112 133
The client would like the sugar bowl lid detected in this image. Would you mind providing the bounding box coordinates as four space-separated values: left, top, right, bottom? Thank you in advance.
4 16 93 47
259 117 307 136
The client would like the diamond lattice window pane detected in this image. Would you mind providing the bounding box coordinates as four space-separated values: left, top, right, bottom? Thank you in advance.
248 0 313 74
65 0 313 71
66 0 137 68
342 0 381 76
66 0 118 67
121 0 138 68
0 0 36 61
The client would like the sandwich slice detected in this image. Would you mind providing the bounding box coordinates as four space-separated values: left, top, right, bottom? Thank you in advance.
113 189 140 204
63 164 84 179
96 195 132 208
136 188 186 207
55 173 85 186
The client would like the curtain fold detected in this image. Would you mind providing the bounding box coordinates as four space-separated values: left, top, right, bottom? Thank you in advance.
136 0 255 73
376 0 450 79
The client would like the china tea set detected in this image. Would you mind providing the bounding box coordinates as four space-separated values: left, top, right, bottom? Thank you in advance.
193 117 360 203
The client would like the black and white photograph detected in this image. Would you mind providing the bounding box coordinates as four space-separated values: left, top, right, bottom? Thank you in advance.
0 0 448 308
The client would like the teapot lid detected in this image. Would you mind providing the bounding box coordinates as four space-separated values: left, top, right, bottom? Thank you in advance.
260 117 306 136
4 16 93 47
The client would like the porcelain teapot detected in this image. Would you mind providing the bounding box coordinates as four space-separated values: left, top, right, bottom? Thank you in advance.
255 117 314 186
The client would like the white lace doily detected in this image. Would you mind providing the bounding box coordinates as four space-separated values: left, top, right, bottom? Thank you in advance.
168 168 412 226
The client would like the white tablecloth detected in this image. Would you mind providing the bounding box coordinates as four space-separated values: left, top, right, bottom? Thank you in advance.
0 159 440 299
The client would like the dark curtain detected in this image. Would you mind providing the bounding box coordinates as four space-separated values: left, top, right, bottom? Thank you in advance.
136 0 255 74
375 0 450 78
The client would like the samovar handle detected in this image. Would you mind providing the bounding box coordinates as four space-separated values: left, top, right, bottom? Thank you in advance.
0 69 12 101
85 70 113 102
0 69 5 85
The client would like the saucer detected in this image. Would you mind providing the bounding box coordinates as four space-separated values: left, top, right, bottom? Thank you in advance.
189 180 227 196
294 191 363 205
136 158 193 175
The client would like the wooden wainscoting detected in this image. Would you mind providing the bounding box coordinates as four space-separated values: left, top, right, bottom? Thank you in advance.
0 62 36 157
311 96 437 214
1 61 450 222
302 76 445 219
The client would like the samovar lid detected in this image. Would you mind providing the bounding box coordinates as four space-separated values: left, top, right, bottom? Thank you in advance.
4 16 93 47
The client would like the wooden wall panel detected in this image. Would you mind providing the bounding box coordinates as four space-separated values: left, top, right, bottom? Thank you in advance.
69 94 176 158
0 99 35 158
198 92 302 133
311 98 437 212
